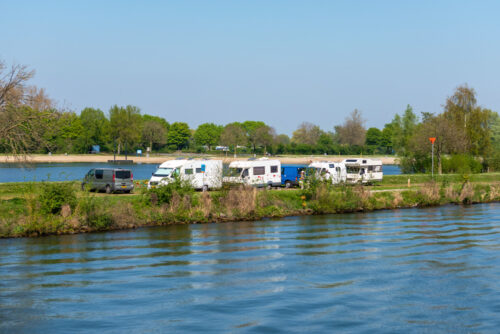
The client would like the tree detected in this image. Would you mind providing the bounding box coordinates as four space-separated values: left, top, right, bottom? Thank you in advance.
80 108 109 152
45 111 84 153
220 122 247 156
380 123 394 153
407 114 467 174
254 125 276 153
365 127 382 146
142 121 167 152
109 105 143 156
390 105 418 154
444 85 492 156
335 109 366 146
194 123 223 150
292 122 323 146
167 122 190 150
0 60 53 156
242 121 268 152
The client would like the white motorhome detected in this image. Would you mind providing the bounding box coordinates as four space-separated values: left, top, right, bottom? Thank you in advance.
342 158 383 184
308 161 347 184
224 158 281 188
148 159 223 191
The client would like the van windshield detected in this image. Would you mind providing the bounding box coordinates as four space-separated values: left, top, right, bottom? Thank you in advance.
227 167 243 177
154 168 174 177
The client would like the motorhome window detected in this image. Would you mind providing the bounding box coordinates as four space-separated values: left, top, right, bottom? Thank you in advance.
346 166 360 173
374 165 382 172
87 170 95 177
363 160 367 164
185 169 194 175
242 169 249 177
228 168 242 177
95 169 103 179
329 164 335 168
368 166 373 172
115 170 130 179
270 165 278 173
253 166 265 175
196 168 202 173
154 168 174 177
346 159 357 162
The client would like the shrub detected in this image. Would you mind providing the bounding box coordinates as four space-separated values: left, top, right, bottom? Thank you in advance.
442 154 482 174
76 193 112 229
147 175 194 205
39 182 77 214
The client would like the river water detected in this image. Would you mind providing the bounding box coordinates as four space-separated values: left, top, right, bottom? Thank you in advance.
1 203 499 333
0 163 401 183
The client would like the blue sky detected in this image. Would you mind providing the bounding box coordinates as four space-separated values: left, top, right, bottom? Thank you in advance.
1 0 499 135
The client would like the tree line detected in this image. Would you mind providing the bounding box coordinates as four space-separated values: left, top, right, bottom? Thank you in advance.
1 60 500 172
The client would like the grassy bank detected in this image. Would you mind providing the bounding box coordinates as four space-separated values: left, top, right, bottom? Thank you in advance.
1 174 499 238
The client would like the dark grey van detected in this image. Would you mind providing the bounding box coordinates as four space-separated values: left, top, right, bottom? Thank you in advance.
82 168 134 193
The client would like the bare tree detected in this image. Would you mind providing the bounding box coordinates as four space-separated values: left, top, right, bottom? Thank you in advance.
335 109 366 146
0 60 52 157
292 122 322 146
0 61 35 109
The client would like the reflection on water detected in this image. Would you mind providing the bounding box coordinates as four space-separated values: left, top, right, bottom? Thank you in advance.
1 203 499 333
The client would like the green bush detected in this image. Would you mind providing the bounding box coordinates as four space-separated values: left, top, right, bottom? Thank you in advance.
39 182 77 214
442 154 482 174
147 175 194 205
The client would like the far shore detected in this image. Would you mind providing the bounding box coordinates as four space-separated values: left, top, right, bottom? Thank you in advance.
0 154 398 165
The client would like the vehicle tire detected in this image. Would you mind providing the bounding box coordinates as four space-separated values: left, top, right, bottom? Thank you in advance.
267 183 272 190
202 185 209 192
105 185 112 194
285 181 292 188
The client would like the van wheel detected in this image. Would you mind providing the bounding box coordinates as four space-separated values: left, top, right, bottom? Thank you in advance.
202 185 209 192
105 185 112 194
267 183 272 190
285 181 292 188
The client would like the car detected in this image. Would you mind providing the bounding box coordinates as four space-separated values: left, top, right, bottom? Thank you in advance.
82 168 134 193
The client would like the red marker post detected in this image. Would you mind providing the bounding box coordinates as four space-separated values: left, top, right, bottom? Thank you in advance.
429 137 436 178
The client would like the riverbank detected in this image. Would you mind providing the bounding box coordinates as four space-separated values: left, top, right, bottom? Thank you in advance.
0 154 398 165
1 173 499 238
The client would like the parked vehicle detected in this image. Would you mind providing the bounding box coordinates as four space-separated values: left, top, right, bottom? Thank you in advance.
342 158 383 184
281 165 307 188
82 168 134 193
148 159 223 191
224 158 281 188
308 161 347 184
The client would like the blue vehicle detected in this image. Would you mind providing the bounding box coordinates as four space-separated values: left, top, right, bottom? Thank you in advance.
281 165 307 188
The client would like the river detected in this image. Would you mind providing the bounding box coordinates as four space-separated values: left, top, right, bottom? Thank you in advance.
1 203 499 333
0 163 401 183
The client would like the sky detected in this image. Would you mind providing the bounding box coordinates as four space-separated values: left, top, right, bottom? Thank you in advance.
1 0 500 135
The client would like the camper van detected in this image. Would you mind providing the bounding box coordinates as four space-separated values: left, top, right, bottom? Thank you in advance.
148 159 223 191
308 161 347 184
224 158 281 188
82 168 134 193
342 158 383 184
